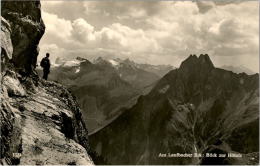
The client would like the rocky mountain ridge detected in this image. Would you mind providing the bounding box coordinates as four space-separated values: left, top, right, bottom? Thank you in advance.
221 65 256 75
54 56 174 78
89 54 259 165
92 56 175 78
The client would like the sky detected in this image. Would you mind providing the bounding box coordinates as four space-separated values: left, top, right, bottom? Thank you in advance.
39 1 259 72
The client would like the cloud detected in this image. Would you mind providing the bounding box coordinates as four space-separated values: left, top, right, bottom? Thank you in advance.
39 11 161 63
69 18 160 53
96 23 160 53
42 11 72 41
195 0 246 14
39 1 259 72
71 18 95 43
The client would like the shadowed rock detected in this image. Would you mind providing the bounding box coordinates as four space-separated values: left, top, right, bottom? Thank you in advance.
1 1 45 73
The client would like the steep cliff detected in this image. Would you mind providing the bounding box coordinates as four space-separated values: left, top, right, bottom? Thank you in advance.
1 1 93 165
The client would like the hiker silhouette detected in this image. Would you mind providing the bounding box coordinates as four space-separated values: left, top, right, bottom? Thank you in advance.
40 53 51 80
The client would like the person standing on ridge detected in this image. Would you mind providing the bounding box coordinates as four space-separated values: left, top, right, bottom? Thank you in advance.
40 53 51 80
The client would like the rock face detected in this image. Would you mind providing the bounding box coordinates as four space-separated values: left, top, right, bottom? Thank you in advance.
1 17 13 60
89 54 259 165
1 1 93 165
1 1 45 73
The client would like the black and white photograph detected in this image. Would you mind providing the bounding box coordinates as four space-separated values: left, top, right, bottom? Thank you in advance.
0 0 259 165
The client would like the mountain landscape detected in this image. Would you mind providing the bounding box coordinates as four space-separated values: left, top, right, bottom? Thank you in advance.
89 54 259 165
1 1 259 165
40 57 172 133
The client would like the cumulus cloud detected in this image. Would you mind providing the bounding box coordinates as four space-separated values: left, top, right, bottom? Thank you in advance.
96 23 160 53
39 1 259 72
42 11 72 41
39 11 161 63
71 18 95 43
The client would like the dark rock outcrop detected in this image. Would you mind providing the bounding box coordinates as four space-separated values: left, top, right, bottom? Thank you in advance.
1 1 93 165
1 1 45 73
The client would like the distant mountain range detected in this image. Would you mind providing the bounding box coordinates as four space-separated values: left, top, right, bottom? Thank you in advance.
89 54 259 165
221 65 256 75
55 56 174 84
92 57 160 89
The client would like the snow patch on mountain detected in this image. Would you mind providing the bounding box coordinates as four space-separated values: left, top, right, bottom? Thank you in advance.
108 59 119 66
64 60 81 67
75 67 80 73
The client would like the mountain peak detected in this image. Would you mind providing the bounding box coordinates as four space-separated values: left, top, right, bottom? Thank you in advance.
198 54 213 66
180 54 214 70
95 56 104 61
123 58 134 64
76 56 88 61
93 57 107 64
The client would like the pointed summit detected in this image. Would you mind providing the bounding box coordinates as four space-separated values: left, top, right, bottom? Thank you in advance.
95 56 104 62
198 54 214 68
93 57 108 65
123 58 134 65
180 54 198 66
180 54 214 70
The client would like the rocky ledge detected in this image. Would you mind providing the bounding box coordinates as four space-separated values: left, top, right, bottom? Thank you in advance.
1 70 94 165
